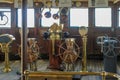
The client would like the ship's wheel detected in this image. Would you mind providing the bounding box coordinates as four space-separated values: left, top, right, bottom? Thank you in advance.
18 42 39 63
97 36 120 57
103 37 120 57
58 40 80 64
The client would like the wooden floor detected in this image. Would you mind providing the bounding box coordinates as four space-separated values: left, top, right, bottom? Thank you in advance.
0 59 120 80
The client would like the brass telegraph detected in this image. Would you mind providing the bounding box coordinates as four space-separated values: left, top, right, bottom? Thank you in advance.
49 23 64 55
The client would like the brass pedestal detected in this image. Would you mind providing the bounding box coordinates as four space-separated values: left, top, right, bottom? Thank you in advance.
3 67 11 72
0 34 15 72
79 26 88 72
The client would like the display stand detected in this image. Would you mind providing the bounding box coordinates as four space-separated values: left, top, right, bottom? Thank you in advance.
47 40 62 70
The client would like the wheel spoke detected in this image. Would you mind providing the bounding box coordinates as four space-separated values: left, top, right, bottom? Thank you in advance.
70 54 73 63
64 54 69 62
58 53 63 56
75 48 80 52
59 46 66 50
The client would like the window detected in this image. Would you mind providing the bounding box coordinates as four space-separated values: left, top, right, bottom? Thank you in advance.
95 8 111 27
41 8 60 27
70 8 88 27
119 8 120 27
18 9 35 28
0 9 11 28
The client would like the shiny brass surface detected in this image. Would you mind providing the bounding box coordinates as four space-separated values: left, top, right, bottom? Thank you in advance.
0 43 11 72
58 38 80 71
19 29 39 71
49 23 64 55
27 38 39 71
79 26 88 71
0 0 13 3
24 71 120 80
79 26 88 36
49 23 63 40
0 34 15 72
49 33 55 55
81 36 87 71
65 38 75 42
18 38 39 71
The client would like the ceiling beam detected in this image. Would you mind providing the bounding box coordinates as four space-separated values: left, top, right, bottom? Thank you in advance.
114 0 120 4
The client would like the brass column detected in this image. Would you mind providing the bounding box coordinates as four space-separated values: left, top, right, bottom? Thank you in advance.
49 23 63 55
1 43 11 72
79 26 88 72
50 33 55 55
0 34 15 72
82 35 87 71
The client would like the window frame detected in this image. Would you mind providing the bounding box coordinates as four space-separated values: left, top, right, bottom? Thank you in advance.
118 8 120 27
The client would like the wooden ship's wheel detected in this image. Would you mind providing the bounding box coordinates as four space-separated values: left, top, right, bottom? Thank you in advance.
18 38 39 71
58 38 80 64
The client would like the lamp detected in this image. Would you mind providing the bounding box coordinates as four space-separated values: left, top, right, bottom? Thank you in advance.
53 8 62 19
53 12 59 19
44 8 51 18
0 12 4 20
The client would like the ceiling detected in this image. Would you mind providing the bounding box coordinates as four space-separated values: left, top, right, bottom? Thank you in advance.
0 0 119 5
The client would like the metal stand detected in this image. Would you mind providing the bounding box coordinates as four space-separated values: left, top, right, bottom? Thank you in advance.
79 26 88 72
97 36 119 80
0 34 15 72
103 40 118 80
81 36 87 71
1 43 11 72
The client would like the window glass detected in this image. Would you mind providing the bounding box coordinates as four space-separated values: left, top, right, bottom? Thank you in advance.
0 9 11 28
41 8 60 27
95 8 111 27
18 9 34 28
119 8 120 27
70 8 88 27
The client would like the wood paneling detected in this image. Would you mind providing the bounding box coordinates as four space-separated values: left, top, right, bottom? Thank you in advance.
0 1 120 56
0 27 118 56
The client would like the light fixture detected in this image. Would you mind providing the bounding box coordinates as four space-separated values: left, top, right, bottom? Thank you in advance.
46 1 52 8
52 8 62 19
0 12 4 20
44 8 51 18
75 1 81 7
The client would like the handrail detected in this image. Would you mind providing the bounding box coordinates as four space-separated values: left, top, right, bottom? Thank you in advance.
24 71 120 80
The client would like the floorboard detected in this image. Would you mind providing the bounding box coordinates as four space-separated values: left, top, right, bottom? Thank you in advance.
0 59 120 80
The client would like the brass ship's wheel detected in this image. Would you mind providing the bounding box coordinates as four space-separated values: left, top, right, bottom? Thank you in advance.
18 42 39 63
58 39 80 64
18 39 39 71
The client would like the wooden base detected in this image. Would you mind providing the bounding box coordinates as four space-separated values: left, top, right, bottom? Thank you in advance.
48 40 62 70
47 55 61 70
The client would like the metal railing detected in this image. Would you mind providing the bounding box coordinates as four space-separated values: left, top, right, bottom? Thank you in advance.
24 71 120 80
